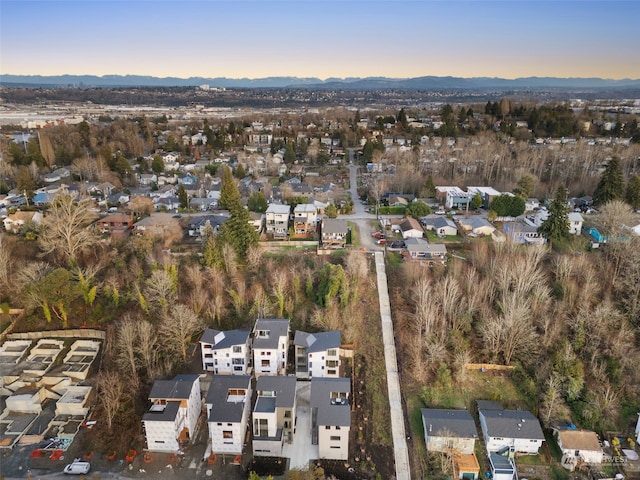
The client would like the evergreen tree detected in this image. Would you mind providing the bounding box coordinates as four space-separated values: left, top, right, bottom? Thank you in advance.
325 203 338 219
284 142 296 163
626 174 640 210
151 156 164 174
593 157 625 206
538 187 570 242
424 174 436 197
219 166 241 209
177 185 188 209
235 163 246 179
470 193 483 210
215 165 258 259
247 191 268 213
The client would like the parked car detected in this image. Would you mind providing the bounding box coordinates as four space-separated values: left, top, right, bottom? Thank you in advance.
390 241 405 249
376 238 386 245
371 231 385 239
435 209 446 215
63 461 91 475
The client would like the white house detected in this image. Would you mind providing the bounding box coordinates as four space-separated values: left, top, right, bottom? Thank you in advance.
567 212 584 235
457 216 496 237
253 318 290 376
199 328 251 375
142 374 201 453
3 211 43 233
252 375 297 457
265 204 291 237
555 429 604 467
293 330 341 379
311 377 351 461
478 408 545 454
398 217 424 239
421 408 479 454
205 375 252 455
421 217 458 237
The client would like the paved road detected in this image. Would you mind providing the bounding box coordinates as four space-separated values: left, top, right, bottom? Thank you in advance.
374 251 411 480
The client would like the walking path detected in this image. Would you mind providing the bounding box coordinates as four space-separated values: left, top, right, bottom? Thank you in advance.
374 251 411 480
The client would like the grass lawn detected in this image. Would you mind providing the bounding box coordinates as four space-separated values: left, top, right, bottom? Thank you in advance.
425 230 461 243
347 221 359 247
406 371 528 440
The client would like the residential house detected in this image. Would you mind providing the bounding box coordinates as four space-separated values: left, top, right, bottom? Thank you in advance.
467 186 501 209
142 374 201 453
96 214 134 234
199 328 251 374
293 204 317 237
3 211 42 233
436 186 471 209
310 377 351 460
252 375 297 457
567 212 584 235
205 375 252 455
293 331 341 379
398 217 425 239
265 204 291 237
421 217 458 237
187 214 228 238
457 217 496 237
388 196 409 207
503 222 546 245
478 408 545 454
139 173 158 186
488 452 515 480
555 429 604 467
43 167 71 183
421 408 479 455
405 238 447 262
253 318 290 376
249 211 264 233
321 218 348 249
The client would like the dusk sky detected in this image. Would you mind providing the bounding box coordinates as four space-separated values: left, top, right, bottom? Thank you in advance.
1 0 639 80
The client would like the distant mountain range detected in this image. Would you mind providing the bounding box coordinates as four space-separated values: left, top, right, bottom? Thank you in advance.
2 74 640 90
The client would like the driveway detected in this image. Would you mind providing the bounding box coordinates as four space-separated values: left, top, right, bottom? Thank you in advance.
282 381 317 470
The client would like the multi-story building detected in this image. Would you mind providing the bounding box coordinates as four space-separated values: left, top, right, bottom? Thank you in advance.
142 374 201 453
265 204 291 237
205 375 252 455
252 375 297 457
293 330 341 379
252 318 290 376
199 328 251 375
310 377 351 460
292 203 317 237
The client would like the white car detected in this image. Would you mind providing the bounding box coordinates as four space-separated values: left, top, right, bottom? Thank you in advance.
63 461 91 475
435 209 446 215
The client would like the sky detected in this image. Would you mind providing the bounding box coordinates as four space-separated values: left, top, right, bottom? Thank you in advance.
1 0 639 80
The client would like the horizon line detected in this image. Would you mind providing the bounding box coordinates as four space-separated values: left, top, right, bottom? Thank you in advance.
2 73 640 82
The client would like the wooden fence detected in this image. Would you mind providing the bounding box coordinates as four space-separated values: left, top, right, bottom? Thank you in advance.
464 363 515 371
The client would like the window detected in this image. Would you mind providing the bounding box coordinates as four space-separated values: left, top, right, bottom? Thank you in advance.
217 423 222 426
257 330 270 338
223 431 233 439
261 359 270 367
284 410 291 418
336 426 340 430
204 353 213 358
330 446 340 449
233 346 242 353
255 418 268 437
325 426 330 430
327 349 337 356
227 389 246 397
233 366 243 371
328 370 336 375
327 360 339 368
330 436 341 441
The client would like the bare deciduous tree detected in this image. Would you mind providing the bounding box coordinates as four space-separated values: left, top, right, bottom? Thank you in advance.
94 370 128 430
159 304 204 363
38 194 98 265
114 317 139 386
